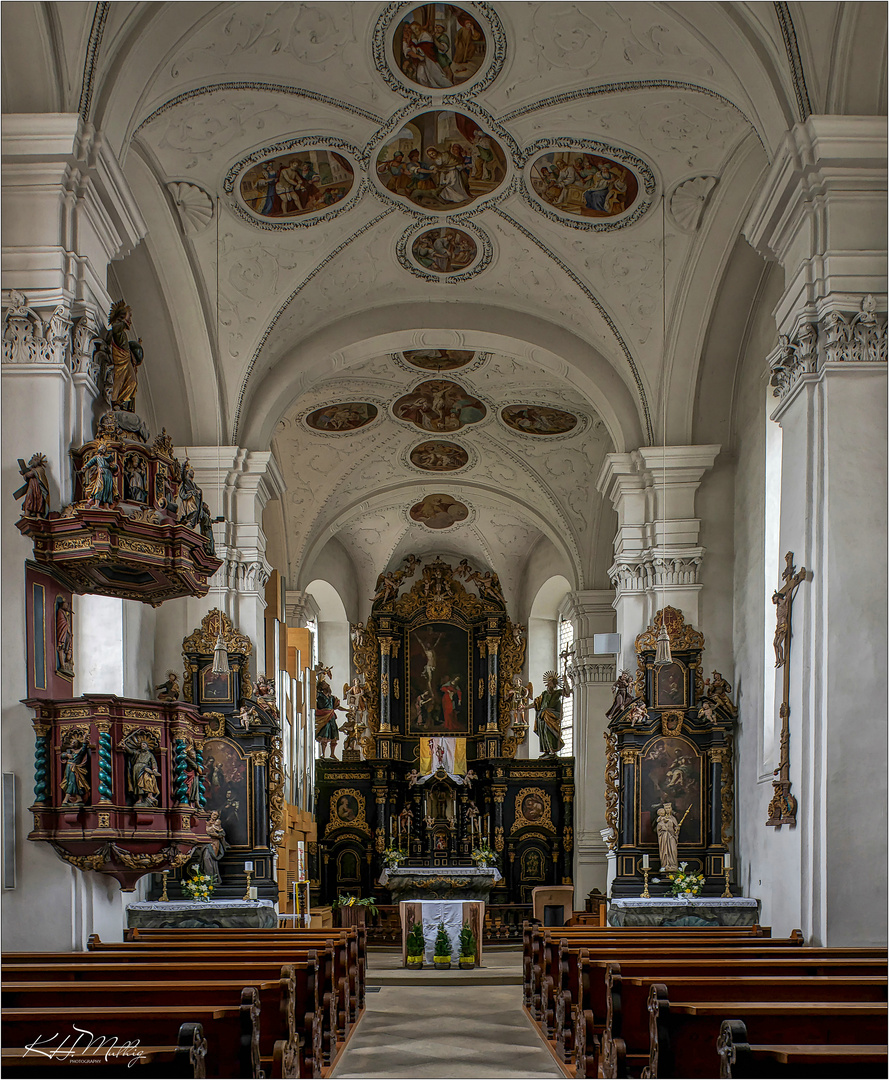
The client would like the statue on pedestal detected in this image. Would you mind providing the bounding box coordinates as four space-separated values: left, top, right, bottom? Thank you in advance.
60 739 89 805
533 670 570 757
122 734 161 807
314 664 345 759
14 453 50 518
197 809 228 882
107 300 144 412
155 671 180 702
655 803 680 872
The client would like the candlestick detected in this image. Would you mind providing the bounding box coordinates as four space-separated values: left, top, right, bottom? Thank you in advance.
721 855 732 898
160 871 169 902
723 853 732 870
642 853 650 869
244 861 253 874
243 869 253 901
640 864 651 899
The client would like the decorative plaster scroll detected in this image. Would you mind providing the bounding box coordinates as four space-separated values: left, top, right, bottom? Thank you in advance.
604 731 619 850
3 293 72 368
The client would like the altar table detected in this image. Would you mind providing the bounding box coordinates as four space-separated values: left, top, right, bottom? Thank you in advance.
608 896 760 928
380 865 501 901
399 899 484 966
126 898 277 930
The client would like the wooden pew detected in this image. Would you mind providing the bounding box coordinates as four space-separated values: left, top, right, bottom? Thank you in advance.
3 958 323 1078
601 970 888 1078
1 1021 207 1078
1 987 261 1079
645 984 888 1078
717 1018 888 1079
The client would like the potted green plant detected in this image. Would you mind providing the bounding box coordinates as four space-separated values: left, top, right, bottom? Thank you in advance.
406 920 425 969
333 894 379 928
433 921 452 969
458 921 476 969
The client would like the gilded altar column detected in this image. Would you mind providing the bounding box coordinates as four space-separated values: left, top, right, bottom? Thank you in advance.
377 633 393 759
491 780 507 864
483 633 502 757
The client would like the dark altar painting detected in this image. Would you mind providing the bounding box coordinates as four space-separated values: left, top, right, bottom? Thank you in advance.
333 792 361 824
239 150 354 219
203 739 249 847
408 621 470 734
639 736 703 847
656 661 686 707
529 150 639 219
501 404 578 435
199 663 233 704
305 402 377 432
394 5 487 90
376 111 506 211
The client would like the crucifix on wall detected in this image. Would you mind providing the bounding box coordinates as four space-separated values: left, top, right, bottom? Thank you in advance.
766 551 809 828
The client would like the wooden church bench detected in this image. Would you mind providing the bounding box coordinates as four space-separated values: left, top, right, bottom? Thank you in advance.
717 1019 888 1079
1 989 262 1079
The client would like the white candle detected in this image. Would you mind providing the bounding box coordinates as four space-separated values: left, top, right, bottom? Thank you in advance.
244 861 253 873
724 853 732 870
642 854 650 869
249 886 258 900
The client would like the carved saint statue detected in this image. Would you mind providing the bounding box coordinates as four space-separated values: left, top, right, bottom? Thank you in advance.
197 809 229 881
14 453 50 518
107 300 144 412
155 671 180 702
60 739 89 805
314 664 345 759
606 670 638 721
82 441 118 506
177 459 203 528
254 674 280 725
655 803 680 872
772 590 790 667
183 739 203 807
533 670 570 757
122 734 161 807
55 596 74 677
238 704 261 730
704 670 736 716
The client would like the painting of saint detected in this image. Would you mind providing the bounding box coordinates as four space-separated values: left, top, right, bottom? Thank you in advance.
639 737 702 847
410 493 469 530
200 664 233 703
656 662 686 707
409 622 470 735
519 792 546 823
410 440 469 471
410 227 478 274
394 5 487 89
501 404 578 435
529 150 639 220
306 402 377 432
393 380 486 433
334 793 360 823
403 349 474 371
203 738 249 847
240 150 354 219
376 111 506 212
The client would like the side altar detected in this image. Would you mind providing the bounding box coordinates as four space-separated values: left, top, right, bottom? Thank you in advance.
380 866 501 901
312 557 575 908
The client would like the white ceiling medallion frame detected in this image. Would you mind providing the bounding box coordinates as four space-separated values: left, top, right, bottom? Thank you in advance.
397 218 493 283
401 437 478 475
222 137 365 230
391 349 491 375
519 137 658 232
495 403 589 442
296 396 388 437
372 1 506 99
405 493 477 532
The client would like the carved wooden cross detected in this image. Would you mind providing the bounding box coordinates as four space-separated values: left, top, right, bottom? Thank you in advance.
766 551 808 827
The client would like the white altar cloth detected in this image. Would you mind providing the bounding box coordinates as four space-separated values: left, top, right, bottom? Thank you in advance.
399 899 484 965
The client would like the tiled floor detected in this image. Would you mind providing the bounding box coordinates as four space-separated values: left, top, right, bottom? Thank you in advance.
332 949 561 1079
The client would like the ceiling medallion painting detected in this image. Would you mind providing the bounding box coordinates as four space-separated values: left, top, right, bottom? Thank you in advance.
375 110 507 212
403 349 474 371
393 380 486 433
528 151 639 220
410 440 470 471
394 5 487 90
409 493 470 529
501 404 578 436
240 151 354 220
411 227 477 274
305 402 378 432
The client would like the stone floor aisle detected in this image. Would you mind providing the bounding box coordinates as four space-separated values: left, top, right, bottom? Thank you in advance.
331 948 561 1079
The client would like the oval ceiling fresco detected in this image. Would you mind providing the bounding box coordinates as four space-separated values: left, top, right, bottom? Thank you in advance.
411 227 478 274
501 404 578 435
394 5 488 90
410 440 470 471
410 493 470 529
376 110 507 212
393 380 486 433
305 402 378 432
403 349 475 371
240 150 355 220
528 151 639 221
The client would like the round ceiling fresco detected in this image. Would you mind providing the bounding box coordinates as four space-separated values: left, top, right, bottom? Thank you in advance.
240 150 354 220
411 227 478 274
410 493 470 529
376 110 506 212
394 380 486 433
305 402 378 432
404 349 474 370
528 151 639 221
394 5 488 90
501 404 578 435
410 440 470 471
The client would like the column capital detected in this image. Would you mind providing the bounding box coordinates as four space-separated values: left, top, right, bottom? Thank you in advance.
285 590 321 628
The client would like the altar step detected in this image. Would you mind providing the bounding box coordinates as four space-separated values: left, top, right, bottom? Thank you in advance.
367 944 522 986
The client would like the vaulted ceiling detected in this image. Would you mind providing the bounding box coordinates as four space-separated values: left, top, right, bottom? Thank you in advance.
4 2 885 611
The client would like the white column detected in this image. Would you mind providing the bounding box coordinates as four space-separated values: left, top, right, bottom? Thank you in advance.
558 591 616 900
744 115 887 946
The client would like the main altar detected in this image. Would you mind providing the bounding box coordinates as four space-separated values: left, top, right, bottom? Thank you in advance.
312 557 575 908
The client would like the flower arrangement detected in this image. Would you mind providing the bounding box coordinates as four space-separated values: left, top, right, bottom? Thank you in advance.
662 862 706 897
181 865 214 902
471 844 498 868
382 846 407 869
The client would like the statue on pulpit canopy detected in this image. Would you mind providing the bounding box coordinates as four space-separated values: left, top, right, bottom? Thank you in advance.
107 300 144 412
534 670 570 757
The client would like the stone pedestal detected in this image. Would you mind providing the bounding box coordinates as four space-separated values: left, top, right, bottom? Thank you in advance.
608 896 760 927
127 898 277 929
380 866 501 901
